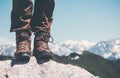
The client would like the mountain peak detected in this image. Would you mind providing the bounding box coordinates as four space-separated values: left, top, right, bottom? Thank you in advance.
0 57 97 78
89 38 120 60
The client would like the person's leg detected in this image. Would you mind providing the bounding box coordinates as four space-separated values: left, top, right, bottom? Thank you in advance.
11 0 33 61
11 0 33 32
31 0 55 59
31 0 55 31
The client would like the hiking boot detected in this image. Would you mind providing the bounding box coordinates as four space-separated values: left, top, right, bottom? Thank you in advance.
15 29 32 61
33 29 53 60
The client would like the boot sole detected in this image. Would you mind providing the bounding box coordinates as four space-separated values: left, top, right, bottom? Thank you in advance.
34 51 53 60
16 56 30 61
37 55 52 59
15 52 31 62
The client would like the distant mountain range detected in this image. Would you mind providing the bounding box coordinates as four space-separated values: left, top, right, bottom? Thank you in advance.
50 38 120 60
0 37 120 60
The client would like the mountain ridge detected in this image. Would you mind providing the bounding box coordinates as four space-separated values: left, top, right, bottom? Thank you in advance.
53 51 120 78
0 37 120 60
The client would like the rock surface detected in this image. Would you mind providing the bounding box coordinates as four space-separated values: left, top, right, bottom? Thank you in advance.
0 57 96 78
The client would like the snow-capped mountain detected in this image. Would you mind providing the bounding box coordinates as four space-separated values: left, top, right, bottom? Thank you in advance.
49 40 96 56
50 39 120 60
0 37 120 60
0 44 15 57
89 38 120 60
0 37 15 57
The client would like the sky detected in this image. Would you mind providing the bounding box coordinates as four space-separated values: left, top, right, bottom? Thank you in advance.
0 0 120 42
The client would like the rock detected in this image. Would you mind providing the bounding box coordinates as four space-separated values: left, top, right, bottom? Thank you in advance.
0 57 96 78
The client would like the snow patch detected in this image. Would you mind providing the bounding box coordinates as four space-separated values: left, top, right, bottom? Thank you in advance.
71 56 80 60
